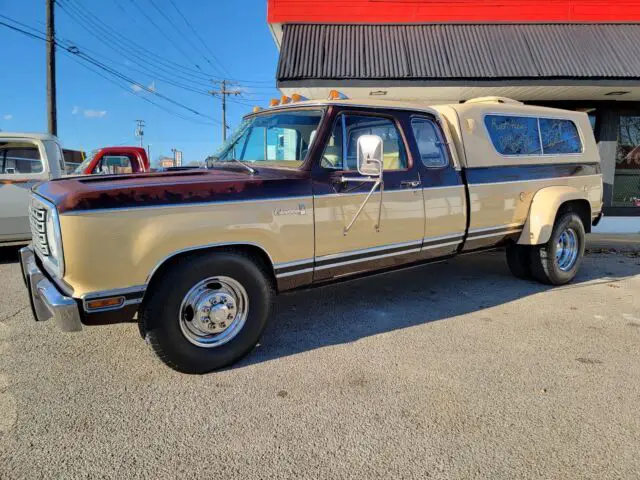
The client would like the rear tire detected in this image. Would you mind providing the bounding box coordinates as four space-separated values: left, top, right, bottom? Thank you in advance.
141 252 273 374
530 212 585 286
506 242 532 279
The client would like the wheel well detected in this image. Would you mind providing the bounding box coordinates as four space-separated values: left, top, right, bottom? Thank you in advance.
557 199 592 233
143 244 277 304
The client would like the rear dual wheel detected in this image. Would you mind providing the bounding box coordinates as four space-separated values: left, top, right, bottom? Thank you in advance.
507 211 585 286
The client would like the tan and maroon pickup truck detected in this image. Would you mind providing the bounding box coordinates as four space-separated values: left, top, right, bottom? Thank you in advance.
20 96 603 373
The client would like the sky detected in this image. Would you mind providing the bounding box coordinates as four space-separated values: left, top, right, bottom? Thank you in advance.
0 0 281 164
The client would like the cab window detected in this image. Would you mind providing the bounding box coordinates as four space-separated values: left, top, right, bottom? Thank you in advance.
96 155 133 174
321 114 407 171
410 117 449 168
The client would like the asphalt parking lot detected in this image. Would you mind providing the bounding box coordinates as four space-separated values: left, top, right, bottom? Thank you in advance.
0 243 639 479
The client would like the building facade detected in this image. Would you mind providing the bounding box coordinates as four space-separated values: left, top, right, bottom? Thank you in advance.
268 0 640 222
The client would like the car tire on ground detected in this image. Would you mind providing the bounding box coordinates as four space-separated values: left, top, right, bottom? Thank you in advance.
140 251 274 374
530 212 586 286
506 242 533 280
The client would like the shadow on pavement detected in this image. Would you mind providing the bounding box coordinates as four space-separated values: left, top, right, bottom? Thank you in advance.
0 245 22 265
237 251 637 369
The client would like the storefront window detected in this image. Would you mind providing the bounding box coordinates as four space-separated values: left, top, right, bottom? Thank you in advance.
614 116 640 208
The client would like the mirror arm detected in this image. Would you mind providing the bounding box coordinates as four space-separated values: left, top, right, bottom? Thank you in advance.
341 158 384 235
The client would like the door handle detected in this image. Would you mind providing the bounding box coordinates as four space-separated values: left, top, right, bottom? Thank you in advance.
400 180 420 188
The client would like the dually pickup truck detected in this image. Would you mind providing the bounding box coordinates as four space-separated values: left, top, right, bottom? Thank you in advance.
20 95 603 373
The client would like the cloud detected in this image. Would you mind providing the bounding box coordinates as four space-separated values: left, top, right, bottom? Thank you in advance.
3 114 12 120
83 109 107 118
71 106 80 115
131 80 157 93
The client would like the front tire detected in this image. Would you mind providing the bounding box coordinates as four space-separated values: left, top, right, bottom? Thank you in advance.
530 212 585 285
141 252 273 374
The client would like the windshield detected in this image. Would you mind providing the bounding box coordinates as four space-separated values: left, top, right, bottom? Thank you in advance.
72 151 97 174
209 109 324 169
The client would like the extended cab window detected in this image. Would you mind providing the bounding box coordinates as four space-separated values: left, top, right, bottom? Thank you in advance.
539 118 582 154
213 110 323 169
484 115 542 156
411 118 448 168
0 142 43 174
321 114 407 171
485 114 583 156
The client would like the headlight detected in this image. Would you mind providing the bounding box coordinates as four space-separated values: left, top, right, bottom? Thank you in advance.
44 205 65 277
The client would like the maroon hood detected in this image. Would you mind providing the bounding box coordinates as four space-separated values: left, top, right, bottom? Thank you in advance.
35 168 311 213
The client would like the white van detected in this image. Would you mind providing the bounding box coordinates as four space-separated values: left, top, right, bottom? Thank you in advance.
0 133 67 246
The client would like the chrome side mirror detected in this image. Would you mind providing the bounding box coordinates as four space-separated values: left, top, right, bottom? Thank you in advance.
341 135 385 235
356 134 384 177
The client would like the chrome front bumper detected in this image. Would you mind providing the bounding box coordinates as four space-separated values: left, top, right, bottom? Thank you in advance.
20 246 82 332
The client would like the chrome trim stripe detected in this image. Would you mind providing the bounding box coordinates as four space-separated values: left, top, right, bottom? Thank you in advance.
81 284 147 300
467 174 601 187
315 247 422 271
274 258 315 270
276 267 314 278
468 223 524 234
316 239 423 263
62 195 315 216
423 232 465 242
468 229 523 241
422 240 463 250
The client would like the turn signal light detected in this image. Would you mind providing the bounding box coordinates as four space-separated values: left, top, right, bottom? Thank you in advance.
86 296 125 311
269 98 280 107
281 95 291 104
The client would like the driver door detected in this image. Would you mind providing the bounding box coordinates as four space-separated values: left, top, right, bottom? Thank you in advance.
311 110 425 281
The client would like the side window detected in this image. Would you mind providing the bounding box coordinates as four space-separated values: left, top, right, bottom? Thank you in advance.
539 118 582 154
321 114 407 171
411 117 448 168
97 155 133 174
484 115 541 156
0 142 43 174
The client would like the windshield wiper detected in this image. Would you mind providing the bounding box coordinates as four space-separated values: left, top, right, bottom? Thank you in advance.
212 158 256 175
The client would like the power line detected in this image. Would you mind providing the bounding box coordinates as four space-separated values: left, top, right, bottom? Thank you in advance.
56 0 217 87
165 0 231 78
125 0 205 72
0 17 220 126
145 0 225 76
0 12 214 98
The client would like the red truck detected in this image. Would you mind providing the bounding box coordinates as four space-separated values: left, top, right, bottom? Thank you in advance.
73 146 150 175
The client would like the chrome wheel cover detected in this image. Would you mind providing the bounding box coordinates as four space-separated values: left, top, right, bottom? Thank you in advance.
178 276 249 348
556 227 579 272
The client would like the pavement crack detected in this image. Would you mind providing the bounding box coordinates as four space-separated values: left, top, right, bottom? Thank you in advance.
0 305 29 324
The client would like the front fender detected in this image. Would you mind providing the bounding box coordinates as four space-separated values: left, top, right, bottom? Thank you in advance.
518 186 589 245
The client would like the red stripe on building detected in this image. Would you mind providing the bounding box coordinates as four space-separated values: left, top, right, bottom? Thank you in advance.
268 0 640 24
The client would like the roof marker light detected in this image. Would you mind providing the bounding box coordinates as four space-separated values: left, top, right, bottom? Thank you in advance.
291 93 308 102
328 90 348 100
252 106 263 113
281 96 291 104
269 98 280 107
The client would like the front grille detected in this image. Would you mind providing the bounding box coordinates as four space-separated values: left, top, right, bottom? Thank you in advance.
29 198 50 257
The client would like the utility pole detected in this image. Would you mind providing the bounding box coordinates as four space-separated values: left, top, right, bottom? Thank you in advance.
209 80 241 142
135 119 145 147
46 0 57 136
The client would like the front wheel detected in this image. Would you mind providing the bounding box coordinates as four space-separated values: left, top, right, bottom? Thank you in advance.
530 212 585 285
140 252 273 374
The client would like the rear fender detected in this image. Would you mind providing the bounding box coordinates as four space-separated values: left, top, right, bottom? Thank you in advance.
518 186 589 245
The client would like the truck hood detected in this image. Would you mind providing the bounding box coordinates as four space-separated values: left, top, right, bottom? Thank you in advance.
34 168 311 214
